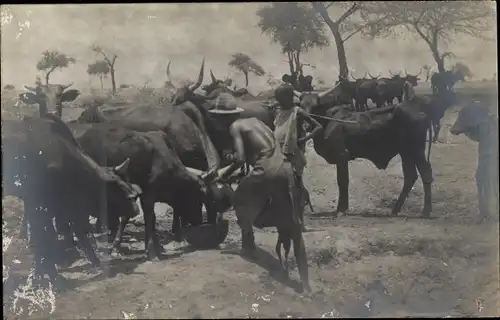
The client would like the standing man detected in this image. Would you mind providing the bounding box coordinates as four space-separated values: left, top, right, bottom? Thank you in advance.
273 84 323 229
210 101 311 292
450 102 498 223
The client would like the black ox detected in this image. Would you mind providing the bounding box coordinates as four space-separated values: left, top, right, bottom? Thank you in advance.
295 82 454 217
2 114 142 283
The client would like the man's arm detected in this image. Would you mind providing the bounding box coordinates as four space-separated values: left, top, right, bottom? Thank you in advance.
297 108 323 144
218 122 246 180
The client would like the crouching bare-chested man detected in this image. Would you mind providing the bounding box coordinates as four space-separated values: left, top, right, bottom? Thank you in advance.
209 101 311 292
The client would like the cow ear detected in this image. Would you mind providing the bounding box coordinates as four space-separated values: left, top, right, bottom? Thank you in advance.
18 92 37 104
62 89 80 102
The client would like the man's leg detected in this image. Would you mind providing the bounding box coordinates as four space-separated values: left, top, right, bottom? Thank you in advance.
476 165 490 222
233 174 268 259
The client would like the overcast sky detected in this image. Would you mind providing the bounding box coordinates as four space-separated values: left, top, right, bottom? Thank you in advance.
1 3 497 91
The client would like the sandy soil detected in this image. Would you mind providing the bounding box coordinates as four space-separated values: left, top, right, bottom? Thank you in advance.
2 90 499 319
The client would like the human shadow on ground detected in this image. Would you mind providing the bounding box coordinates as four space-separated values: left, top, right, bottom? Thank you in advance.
347 210 438 220
220 244 303 293
308 211 339 219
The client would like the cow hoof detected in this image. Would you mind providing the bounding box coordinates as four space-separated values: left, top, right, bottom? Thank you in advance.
156 245 166 254
421 211 431 219
110 250 123 258
173 233 183 243
147 256 160 262
87 266 103 275
298 283 312 294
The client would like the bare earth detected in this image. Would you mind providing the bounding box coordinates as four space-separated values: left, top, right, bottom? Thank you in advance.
2 88 499 318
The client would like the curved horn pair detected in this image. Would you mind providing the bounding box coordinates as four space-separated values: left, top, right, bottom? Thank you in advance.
404 68 423 77
167 58 205 91
367 72 380 79
350 73 366 81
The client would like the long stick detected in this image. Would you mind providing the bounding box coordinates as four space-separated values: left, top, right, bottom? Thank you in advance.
309 113 359 124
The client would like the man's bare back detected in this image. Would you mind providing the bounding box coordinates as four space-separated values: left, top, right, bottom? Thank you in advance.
229 118 277 166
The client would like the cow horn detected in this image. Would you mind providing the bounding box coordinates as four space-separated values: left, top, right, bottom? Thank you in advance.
404 69 409 76
189 57 205 91
114 158 131 174
293 90 303 99
210 69 217 83
389 70 395 76
186 167 204 177
368 72 375 79
362 72 368 79
61 82 73 90
318 82 340 98
166 61 178 89
24 86 37 91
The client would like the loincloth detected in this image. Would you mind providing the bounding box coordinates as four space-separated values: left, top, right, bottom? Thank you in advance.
233 148 302 230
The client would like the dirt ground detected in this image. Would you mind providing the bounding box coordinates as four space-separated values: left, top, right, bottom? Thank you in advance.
2 87 499 318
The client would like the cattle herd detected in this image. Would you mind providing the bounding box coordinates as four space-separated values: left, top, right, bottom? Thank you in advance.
3 57 462 291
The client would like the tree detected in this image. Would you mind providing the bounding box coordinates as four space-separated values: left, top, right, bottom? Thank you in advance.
228 53 265 87
87 60 110 91
36 50 76 84
311 2 366 79
257 2 328 84
92 44 118 94
360 1 495 74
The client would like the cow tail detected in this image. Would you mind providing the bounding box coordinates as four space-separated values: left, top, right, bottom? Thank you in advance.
426 119 432 164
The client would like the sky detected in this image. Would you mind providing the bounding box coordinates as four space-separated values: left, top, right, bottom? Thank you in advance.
1 3 497 92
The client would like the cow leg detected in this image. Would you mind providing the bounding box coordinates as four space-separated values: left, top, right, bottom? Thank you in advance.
240 227 256 260
54 217 75 250
150 212 165 253
292 226 311 292
110 215 127 253
140 196 160 260
20 211 29 241
107 215 120 244
56 105 63 118
392 159 418 216
93 216 103 234
433 120 442 143
275 229 284 269
276 228 291 276
336 161 350 214
171 210 183 242
27 205 60 284
71 214 101 267
415 154 433 217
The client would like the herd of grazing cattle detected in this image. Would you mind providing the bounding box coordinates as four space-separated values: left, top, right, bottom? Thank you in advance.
3 58 459 289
